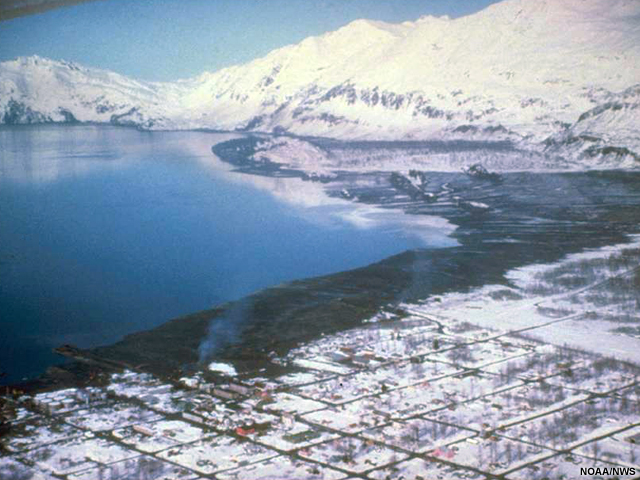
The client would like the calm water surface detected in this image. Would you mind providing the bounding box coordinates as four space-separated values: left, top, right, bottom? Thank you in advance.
0 125 453 384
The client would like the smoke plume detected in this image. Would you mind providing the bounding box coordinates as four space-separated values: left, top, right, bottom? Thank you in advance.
198 299 252 364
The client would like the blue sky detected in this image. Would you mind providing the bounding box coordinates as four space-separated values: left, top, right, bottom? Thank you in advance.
0 0 501 81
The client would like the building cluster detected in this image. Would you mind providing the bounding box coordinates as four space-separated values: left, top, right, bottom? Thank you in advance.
2 310 640 479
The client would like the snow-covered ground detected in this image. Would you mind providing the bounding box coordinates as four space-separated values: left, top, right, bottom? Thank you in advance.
112 419 206 453
217 455 345 480
575 425 640 468
509 454 637 480
297 436 406 474
2 416 82 453
246 136 638 173
208 362 238 376
406 235 640 363
3 291 640 480
18 436 139 476
361 417 473 453
68 456 200 480
368 457 486 480
63 403 162 432
156 435 277 475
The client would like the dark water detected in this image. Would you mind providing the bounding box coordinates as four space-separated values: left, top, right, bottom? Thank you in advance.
0 125 454 384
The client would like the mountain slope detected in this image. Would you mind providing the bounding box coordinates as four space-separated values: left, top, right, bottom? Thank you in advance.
1 0 639 164
0 56 186 128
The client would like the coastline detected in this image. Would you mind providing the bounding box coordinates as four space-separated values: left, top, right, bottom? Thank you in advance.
8 134 640 394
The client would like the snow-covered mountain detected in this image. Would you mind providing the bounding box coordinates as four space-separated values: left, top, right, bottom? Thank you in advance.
0 56 185 128
1 0 639 165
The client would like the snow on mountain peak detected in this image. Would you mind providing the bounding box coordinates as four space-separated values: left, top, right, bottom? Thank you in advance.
480 0 639 21
1 0 639 167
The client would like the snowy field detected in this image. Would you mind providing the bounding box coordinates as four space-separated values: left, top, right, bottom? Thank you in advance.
408 235 640 363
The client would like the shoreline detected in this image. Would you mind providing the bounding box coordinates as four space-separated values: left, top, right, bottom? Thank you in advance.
6 138 640 393
2 122 638 173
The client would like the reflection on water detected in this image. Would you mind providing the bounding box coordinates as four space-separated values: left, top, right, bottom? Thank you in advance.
1 125 135 183
0 125 454 384
200 138 457 245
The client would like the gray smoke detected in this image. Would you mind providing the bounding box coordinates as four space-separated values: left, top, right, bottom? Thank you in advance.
394 249 433 306
198 299 252 364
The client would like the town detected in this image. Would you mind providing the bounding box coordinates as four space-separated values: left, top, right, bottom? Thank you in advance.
2 302 639 479
2 225 640 480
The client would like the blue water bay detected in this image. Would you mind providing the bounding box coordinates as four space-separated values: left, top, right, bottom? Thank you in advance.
0 125 453 384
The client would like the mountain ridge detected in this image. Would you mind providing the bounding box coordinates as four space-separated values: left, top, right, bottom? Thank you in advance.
1 0 639 167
